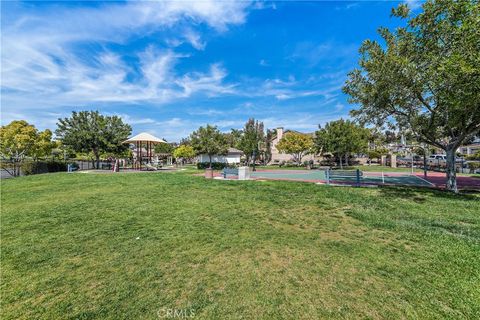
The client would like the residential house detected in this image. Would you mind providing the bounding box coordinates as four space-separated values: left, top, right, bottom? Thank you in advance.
458 139 480 156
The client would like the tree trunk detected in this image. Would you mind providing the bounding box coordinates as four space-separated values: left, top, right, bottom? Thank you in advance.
94 152 100 169
423 153 427 179
13 161 18 177
445 146 458 193
208 154 212 169
298 153 303 165
345 154 349 166
339 154 343 169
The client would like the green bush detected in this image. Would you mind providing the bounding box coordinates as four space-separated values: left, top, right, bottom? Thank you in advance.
367 150 381 160
467 162 480 173
466 152 480 161
21 160 68 175
197 162 236 170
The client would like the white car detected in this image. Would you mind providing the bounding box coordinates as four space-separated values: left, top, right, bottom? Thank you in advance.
429 154 447 161
428 154 466 165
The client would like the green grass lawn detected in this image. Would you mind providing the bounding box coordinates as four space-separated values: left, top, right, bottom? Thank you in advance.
1 171 479 319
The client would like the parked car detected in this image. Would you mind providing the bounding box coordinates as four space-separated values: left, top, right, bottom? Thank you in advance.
428 154 447 162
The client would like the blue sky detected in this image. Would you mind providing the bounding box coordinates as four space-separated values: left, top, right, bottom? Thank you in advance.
1 0 422 141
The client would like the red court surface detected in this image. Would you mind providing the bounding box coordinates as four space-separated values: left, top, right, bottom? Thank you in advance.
415 172 480 190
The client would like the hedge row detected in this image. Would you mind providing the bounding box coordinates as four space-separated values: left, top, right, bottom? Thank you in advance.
196 162 237 170
21 161 68 175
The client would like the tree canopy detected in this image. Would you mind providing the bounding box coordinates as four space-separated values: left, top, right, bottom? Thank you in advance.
225 129 242 149
315 119 369 168
55 111 131 168
343 0 480 191
154 142 175 155
276 132 314 164
190 125 228 168
237 118 265 167
173 145 196 163
0 120 55 176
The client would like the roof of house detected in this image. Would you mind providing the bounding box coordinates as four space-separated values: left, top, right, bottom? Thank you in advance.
228 148 243 155
199 148 244 156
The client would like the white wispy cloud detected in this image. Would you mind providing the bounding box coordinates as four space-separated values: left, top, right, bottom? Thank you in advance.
237 76 343 101
261 111 350 133
289 41 358 67
183 29 207 51
176 64 236 98
1 0 251 111
404 0 423 10
259 59 269 66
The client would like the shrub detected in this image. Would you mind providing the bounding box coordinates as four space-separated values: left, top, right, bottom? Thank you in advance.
21 160 68 175
367 150 381 160
196 162 236 170
466 152 480 161
467 162 480 173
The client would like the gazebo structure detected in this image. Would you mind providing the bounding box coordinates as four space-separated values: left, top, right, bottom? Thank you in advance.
123 132 166 170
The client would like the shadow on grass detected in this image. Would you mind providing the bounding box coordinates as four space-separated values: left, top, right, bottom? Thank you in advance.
376 185 479 202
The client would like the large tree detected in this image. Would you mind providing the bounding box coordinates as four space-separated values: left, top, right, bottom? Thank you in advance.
343 0 480 192
315 119 369 168
225 129 242 148
154 142 175 155
56 111 131 169
276 132 314 164
0 120 55 176
173 145 196 165
190 125 228 169
31 129 56 160
237 118 265 170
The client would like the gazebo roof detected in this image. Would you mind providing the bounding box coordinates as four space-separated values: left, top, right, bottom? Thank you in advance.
123 132 166 144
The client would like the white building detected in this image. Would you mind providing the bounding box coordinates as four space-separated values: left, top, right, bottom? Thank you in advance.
458 139 480 155
198 148 243 164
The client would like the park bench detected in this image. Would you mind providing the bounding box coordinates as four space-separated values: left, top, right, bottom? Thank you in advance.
222 167 239 178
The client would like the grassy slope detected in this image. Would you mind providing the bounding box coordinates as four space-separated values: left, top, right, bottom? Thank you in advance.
1 172 479 319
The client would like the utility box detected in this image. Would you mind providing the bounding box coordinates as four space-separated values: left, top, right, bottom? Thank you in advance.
238 166 250 180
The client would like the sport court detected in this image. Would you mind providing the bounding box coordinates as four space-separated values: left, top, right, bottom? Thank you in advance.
250 169 434 187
